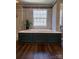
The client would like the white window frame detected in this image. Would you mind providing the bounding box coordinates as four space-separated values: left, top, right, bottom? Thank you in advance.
33 9 47 26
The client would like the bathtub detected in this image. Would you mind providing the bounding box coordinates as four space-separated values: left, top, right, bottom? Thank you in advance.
18 29 62 44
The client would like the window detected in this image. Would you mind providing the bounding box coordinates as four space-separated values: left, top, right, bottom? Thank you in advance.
33 9 47 26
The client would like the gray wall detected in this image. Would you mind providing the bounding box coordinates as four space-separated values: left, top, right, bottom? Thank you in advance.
16 5 23 40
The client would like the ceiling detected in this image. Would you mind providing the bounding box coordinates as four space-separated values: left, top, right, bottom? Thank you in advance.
17 0 56 8
20 0 56 4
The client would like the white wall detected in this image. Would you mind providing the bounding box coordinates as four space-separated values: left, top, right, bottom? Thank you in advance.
60 3 63 26
52 0 61 32
52 3 57 32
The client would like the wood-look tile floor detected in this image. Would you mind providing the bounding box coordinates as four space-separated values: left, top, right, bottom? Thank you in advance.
16 42 63 59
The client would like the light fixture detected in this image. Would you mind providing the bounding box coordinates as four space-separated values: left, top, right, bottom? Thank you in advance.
16 0 19 3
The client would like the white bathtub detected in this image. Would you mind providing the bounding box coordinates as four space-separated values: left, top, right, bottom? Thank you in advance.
19 29 62 33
